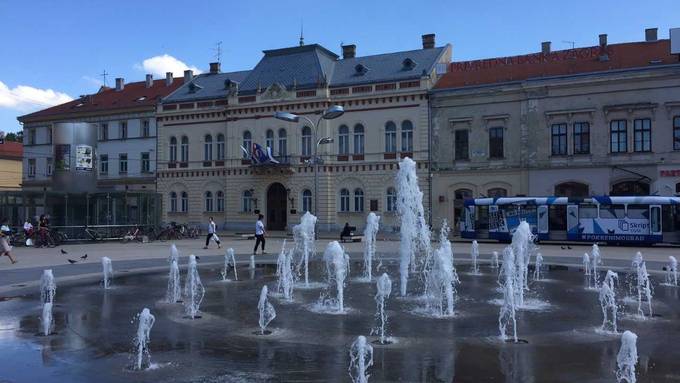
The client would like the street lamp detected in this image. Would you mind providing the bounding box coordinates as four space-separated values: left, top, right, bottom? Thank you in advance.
274 105 344 219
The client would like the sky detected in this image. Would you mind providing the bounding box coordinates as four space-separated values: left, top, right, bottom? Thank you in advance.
0 0 678 133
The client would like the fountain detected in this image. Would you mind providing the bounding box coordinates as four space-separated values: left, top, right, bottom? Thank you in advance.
362 212 381 281
498 246 518 342
511 221 534 307
101 257 113 289
591 244 602 286
41 302 53 336
166 258 181 303
635 261 653 318
426 221 459 317
599 270 619 332
395 157 431 296
616 330 638 383
183 255 205 319
630 252 643 295
533 253 543 281
276 241 295 301
348 335 373 383
40 269 56 304
470 240 480 274
132 308 156 371
169 244 179 263
372 273 392 344
321 241 350 313
666 256 678 286
257 285 276 335
491 251 499 269
293 212 317 287
582 253 591 276
221 248 238 281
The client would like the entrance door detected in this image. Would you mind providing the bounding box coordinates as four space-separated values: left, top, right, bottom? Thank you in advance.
266 183 287 231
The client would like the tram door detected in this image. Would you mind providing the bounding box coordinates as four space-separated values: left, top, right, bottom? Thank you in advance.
650 205 662 238
537 205 549 240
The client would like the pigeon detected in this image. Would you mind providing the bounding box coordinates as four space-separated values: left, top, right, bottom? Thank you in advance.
60 249 68 255
195 256 201 261
67 259 77 264
567 246 572 250
80 254 88 260
561 246 566 250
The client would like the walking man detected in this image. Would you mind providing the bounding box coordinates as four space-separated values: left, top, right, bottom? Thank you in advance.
203 217 221 249
254 214 266 255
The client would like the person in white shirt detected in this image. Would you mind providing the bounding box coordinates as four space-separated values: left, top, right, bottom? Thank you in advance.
254 214 266 255
0 218 17 264
203 217 221 249
23 219 33 236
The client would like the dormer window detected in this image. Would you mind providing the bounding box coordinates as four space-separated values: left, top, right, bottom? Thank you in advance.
188 82 203 94
136 96 147 102
402 58 417 70
354 64 368 76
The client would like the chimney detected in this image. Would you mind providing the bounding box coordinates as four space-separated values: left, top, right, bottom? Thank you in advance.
645 28 658 42
341 44 356 59
184 70 193 83
541 41 551 54
115 77 124 91
209 62 221 74
422 33 435 49
599 34 608 46
165 72 173 86
145 74 153 88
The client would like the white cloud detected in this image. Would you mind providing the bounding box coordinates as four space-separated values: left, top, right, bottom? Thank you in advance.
0 81 73 112
135 54 202 77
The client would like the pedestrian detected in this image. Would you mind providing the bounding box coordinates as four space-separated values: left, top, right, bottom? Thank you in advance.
38 214 49 248
203 216 221 249
253 214 266 255
0 218 17 264
23 218 34 246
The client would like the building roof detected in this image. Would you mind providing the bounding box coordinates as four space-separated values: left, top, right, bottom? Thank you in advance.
163 70 251 103
434 40 678 90
18 77 185 123
0 141 23 160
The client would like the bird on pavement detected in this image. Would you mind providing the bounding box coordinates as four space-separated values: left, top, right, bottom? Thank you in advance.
560 246 566 250
80 254 88 260
67 259 77 264
567 246 572 250
195 256 201 261
60 249 68 255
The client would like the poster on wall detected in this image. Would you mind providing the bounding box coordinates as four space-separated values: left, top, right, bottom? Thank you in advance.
55 144 71 171
75 145 93 171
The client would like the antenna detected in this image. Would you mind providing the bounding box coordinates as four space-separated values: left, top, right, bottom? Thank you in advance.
213 41 223 63
99 70 109 87
299 20 304 46
562 40 575 49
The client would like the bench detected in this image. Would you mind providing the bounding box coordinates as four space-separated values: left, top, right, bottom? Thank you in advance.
341 235 363 243
235 233 255 240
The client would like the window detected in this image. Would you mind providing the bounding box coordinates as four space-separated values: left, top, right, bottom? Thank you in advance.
454 130 469 160
278 128 287 156
385 122 397 153
28 159 36 177
610 120 627 153
217 191 225 212
386 187 397 212
180 136 189 162
46 127 52 144
554 182 589 198
301 126 312 156
489 127 504 158
181 192 188 212
401 120 413 152
633 118 651 152
216 134 225 160
353 124 365 155
242 190 253 212
204 134 213 161
338 125 349 155
204 191 214 212
100 124 108 141
354 188 364 212
119 121 128 139
487 188 507 198
265 129 274 150
674 117 680 150
170 192 177 212
100 154 108 174
28 129 35 145
611 181 650 196
169 137 177 162
141 120 150 137
119 154 128 174
551 123 567 155
339 189 350 212
243 131 252 158
141 152 150 173
46 158 53 176
573 122 590 154
302 189 312 212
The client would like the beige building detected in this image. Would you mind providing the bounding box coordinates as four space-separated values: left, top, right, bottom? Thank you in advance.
157 35 451 232
430 29 680 232
0 141 22 190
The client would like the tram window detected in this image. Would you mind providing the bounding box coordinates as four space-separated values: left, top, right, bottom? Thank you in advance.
662 205 674 232
477 206 489 230
579 204 598 218
549 205 566 230
599 205 625 219
626 205 647 219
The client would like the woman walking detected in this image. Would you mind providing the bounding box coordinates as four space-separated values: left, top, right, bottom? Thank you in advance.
253 214 266 255
203 217 221 249
0 218 17 264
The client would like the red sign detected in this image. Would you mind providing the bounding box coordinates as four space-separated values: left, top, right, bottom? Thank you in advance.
660 170 680 177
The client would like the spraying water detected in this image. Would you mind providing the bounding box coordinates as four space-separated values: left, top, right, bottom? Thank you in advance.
348 335 374 383
470 240 480 274
166 258 181 303
169 244 179 263
372 273 392 344
132 308 155 371
635 261 653 318
616 330 638 383
426 221 459 317
321 241 350 313
511 221 535 307
630 252 644 295
591 244 602 286
294 212 317 287
582 253 591 276
276 241 295 301
498 246 518 342
533 253 543 281
491 251 499 270
599 270 619 332
396 157 431 296
40 269 56 304
257 285 276 334
666 256 678 286
183 255 205 319
101 257 113 289
362 212 381 281
41 302 53 336
221 248 238 281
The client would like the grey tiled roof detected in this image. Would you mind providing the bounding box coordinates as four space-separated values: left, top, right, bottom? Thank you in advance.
163 70 251 102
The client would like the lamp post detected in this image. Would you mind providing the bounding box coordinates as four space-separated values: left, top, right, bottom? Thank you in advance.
274 105 344 221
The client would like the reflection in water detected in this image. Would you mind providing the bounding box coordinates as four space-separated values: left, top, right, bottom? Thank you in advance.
499 344 534 383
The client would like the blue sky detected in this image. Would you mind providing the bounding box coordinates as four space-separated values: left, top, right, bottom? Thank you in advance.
0 0 678 133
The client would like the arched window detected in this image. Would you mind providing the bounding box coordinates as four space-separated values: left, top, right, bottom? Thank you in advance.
487 188 508 198
610 181 650 196
216 134 225 160
181 191 188 212
169 136 177 162
170 191 177 212
354 188 364 212
278 128 287 156
338 125 349 155
301 126 312 157
401 120 413 152
339 188 350 212
242 190 253 212
554 182 589 198
242 131 252 159
385 121 397 153
302 189 312 212
204 191 213 212
216 191 225 212
180 136 189 163
386 187 397 212
204 134 213 161
265 129 274 150
353 124 365 155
